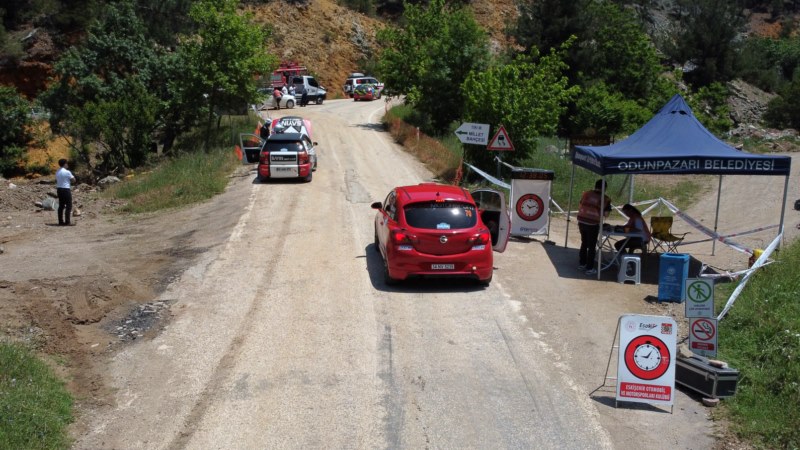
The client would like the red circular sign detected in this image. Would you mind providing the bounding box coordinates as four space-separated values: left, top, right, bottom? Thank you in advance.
515 194 544 221
624 335 671 380
691 319 715 341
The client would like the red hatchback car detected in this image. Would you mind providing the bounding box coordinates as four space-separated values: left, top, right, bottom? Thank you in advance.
372 183 509 285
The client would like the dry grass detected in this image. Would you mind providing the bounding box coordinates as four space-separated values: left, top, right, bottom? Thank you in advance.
384 115 461 181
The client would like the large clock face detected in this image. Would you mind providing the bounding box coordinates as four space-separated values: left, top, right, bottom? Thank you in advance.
624 335 670 380
515 194 544 221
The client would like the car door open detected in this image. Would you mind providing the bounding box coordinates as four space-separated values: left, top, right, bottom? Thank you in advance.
238 133 265 164
470 189 510 252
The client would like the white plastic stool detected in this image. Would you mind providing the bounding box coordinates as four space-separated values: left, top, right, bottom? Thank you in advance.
618 255 641 285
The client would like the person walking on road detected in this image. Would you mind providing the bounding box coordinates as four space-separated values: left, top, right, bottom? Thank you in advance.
577 179 611 274
56 158 77 226
299 85 308 107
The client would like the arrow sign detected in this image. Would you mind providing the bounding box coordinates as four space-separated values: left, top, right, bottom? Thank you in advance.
454 122 490 145
488 126 514 151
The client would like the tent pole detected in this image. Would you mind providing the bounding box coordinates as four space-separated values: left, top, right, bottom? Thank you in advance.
629 175 635 204
712 175 723 256
565 164 576 248
597 176 607 280
779 174 790 247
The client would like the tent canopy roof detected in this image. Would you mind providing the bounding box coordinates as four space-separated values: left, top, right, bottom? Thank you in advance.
573 94 791 176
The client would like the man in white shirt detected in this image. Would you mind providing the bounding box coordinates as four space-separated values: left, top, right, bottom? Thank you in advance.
55 158 76 226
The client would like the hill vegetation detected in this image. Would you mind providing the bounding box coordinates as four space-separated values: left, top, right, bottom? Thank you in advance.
2 0 800 179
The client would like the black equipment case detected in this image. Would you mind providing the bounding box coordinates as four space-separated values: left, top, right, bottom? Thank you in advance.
675 355 740 399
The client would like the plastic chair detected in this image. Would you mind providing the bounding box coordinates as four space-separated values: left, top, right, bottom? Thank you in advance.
650 216 688 253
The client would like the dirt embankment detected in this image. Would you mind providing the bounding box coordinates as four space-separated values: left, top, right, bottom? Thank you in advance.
0 167 251 412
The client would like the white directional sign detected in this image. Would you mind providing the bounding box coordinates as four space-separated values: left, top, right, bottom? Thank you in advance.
454 122 490 145
488 126 514 151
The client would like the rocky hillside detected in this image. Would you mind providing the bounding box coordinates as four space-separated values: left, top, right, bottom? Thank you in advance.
245 0 517 98
0 0 517 100
0 0 795 115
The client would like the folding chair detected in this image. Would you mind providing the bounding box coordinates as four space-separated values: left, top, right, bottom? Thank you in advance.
649 216 688 253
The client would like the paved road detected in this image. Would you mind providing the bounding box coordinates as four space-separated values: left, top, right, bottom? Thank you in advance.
74 99 640 449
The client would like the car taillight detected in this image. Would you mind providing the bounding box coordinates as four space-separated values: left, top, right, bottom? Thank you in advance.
391 231 416 244
468 231 491 245
298 150 309 164
259 152 269 164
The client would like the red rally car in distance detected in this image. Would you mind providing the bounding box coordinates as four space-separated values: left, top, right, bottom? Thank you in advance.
371 183 510 286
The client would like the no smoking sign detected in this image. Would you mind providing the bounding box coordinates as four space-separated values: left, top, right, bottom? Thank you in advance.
689 317 718 357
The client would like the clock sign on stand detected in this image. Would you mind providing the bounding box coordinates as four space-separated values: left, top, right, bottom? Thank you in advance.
515 194 544 222
615 314 678 409
624 335 671 380
509 168 553 238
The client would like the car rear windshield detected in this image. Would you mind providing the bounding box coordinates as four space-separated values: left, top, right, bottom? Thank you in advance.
404 201 477 230
265 141 303 153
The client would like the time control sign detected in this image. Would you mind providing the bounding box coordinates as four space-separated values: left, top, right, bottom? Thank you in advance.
616 314 677 407
509 169 553 236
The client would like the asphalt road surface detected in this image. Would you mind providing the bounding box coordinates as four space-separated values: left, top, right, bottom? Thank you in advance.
75 98 720 449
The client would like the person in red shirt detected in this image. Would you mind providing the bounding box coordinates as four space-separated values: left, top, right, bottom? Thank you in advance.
273 87 282 110
577 179 611 273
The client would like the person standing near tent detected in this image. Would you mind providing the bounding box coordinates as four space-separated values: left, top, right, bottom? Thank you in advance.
577 179 611 273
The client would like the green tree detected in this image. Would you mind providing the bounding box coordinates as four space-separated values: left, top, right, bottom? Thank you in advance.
377 0 489 132
671 0 746 87
0 85 31 176
176 0 275 148
62 78 159 174
40 1 166 176
764 75 800 129
511 0 589 56
569 82 655 137
134 0 195 46
736 36 800 93
687 82 734 136
461 46 579 169
577 2 662 101
510 0 670 138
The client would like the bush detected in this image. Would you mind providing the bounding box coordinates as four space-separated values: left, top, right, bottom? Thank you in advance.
0 86 32 176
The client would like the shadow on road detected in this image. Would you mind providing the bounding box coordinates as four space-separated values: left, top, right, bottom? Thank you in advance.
361 244 488 294
542 242 713 285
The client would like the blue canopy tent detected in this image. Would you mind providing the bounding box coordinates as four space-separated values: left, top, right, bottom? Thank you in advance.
566 94 792 278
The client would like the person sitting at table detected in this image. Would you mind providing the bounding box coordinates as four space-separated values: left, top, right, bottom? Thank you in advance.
614 203 651 253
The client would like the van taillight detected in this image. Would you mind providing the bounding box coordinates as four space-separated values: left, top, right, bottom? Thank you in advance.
259 152 269 164
298 150 309 164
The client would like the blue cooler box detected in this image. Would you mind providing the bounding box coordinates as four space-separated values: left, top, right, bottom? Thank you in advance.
658 253 690 302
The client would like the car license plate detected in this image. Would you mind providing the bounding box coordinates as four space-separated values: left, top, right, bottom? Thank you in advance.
432 264 454 270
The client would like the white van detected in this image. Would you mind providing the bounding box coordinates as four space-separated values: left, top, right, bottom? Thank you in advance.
291 75 327 105
343 75 384 98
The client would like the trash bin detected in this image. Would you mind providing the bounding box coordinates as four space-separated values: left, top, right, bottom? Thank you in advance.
658 253 690 302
